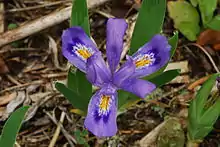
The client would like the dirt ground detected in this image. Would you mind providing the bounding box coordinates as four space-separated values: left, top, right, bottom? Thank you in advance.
0 0 220 147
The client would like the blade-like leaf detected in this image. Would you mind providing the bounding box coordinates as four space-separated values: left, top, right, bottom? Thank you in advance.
67 68 78 93
68 0 92 109
0 106 29 147
129 0 166 54
55 82 88 114
68 69 92 99
188 73 220 141
169 31 179 58
199 99 220 126
70 0 90 36
192 74 219 121
118 90 130 109
76 70 92 99
188 126 213 141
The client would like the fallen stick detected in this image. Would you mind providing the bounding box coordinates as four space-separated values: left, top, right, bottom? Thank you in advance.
0 0 110 47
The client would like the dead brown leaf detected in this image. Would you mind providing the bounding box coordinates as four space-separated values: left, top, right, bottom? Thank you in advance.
197 29 220 51
0 92 17 106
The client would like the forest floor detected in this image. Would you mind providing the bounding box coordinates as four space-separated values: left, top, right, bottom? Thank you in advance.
0 0 220 147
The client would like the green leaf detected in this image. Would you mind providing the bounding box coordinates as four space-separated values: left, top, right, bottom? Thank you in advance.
206 15 220 30
67 0 92 112
75 70 92 99
169 31 179 58
55 82 87 114
188 126 213 141
68 69 92 99
192 74 219 120
198 0 217 25
0 106 29 147
148 69 180 87
199 99 220 126
70 0 90 36
118 90 130 109
190 0 199 7
67 68 78 93
7 23 18 30
129 0 166 54
168 1 200 41
188 73 220 141
81 130 88 136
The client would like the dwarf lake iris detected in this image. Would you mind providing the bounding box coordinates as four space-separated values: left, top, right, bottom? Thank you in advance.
62 18 171 137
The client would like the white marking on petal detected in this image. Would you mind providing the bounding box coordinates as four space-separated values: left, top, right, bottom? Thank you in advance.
133 52 156 69
72 43 95 61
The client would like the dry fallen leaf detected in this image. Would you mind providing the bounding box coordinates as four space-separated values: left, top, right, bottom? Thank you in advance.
0 92 17 106
1 91 26 120
197 29 220 50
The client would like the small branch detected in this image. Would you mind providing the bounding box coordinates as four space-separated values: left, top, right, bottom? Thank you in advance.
48 112 66 147
0 1 4 33
45 111 76 147
186 43 220 73
0 0 110 47
5 0 71 13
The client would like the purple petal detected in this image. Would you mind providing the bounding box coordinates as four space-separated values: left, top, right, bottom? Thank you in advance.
86 52 111 87
113 56 135 87
131 34 171 78
62 27 98 72
106 18 128 73
119 78 156 98
84 84 118 137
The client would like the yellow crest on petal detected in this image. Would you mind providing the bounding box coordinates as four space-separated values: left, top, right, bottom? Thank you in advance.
77 48 92 59
134 53 156 69
135 58 151 68
99 95 111 112
73 43 94 61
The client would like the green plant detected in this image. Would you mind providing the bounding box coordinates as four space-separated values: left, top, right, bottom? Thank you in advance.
168 0 220 41
56 0 179 116
187 74 220 145
0 106 29 147
74 129 89 147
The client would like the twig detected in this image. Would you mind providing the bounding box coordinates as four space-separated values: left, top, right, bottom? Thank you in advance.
93 10 114 18
41 72 67 78
186 43 220 73
0 1 4 33
0 80 44 94
0 47 41 54
5 0 71 13
188 75 211 91
120 14 137 60
6 75 22 85
48 36 69 71
0 0 110 47
45 111 76 147
48 112 66 147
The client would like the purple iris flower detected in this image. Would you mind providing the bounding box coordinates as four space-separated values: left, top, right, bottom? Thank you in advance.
62 18 171 137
